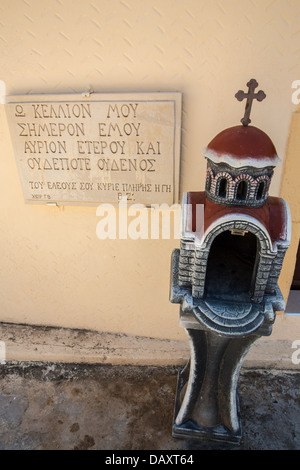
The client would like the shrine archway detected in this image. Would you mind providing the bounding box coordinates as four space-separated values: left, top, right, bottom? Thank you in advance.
204 230 258 302
193 215 275 303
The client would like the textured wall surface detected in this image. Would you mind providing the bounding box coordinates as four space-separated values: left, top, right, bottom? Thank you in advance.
0 0 299 340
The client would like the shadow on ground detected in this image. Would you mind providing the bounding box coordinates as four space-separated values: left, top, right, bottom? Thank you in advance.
0 363 299 450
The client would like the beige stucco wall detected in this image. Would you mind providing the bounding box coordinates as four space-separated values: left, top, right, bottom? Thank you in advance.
0 0 300 343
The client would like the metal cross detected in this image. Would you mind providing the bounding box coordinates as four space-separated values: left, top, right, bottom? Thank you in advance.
235 79 266 126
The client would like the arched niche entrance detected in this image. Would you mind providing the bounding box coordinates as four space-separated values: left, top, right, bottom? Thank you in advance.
204 230 259 302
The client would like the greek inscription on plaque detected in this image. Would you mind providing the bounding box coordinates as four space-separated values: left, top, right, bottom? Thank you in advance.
6 93 181 205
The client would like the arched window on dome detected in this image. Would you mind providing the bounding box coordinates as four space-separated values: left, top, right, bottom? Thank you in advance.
206 173 212 193
218 178 228 198
256 181 265 200
236 180 248 200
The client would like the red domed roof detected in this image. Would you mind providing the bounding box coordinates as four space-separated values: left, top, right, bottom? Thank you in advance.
204 125 280 168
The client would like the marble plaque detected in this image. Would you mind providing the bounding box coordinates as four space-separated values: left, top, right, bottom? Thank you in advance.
6 92 181 205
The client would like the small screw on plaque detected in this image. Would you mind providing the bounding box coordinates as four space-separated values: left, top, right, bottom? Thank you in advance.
235 79 266 126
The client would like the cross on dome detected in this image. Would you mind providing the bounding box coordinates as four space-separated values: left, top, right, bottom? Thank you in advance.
235 79 266 126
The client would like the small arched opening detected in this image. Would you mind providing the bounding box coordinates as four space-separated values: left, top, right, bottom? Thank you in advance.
236 180 248 200
218 178 228 198
206 173 212 192
256 181 265 200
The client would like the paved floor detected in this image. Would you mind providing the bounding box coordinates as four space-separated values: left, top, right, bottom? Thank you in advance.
0 363 299 450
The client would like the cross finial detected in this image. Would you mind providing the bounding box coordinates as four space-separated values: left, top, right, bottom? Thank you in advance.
235 79 266 126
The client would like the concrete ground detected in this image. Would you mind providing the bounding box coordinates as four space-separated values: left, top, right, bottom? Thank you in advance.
0 362 299 450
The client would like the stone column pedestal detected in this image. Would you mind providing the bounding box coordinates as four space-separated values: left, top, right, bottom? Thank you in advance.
170 249 285 445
